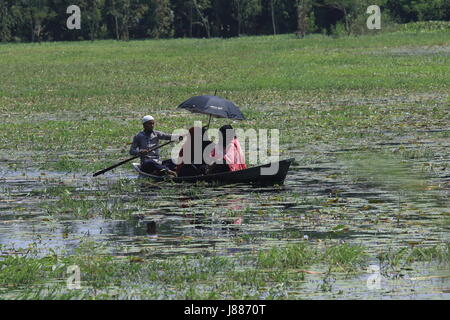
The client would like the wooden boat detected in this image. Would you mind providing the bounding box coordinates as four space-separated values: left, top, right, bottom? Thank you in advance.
132 158 294 186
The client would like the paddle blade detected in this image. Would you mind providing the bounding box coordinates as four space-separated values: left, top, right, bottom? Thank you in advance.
92 170 106 177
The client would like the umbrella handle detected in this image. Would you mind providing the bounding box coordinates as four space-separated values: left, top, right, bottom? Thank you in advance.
209 89 216 128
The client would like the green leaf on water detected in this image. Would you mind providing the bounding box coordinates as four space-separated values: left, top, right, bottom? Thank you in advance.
332 224 349 232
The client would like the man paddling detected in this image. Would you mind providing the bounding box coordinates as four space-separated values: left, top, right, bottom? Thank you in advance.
130 115 179 176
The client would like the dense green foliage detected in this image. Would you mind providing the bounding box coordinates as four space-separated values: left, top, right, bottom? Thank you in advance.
0 0 449 42
1 240 447 299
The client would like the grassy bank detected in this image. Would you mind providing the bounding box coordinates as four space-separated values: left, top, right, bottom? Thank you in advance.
1 240 448 299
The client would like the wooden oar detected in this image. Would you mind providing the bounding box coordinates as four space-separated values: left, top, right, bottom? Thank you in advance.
93 140 175 177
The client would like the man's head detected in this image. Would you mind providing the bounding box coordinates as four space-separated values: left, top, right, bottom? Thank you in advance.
142 115 155 132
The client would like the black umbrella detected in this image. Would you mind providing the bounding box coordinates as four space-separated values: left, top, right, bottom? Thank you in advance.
178 95 245 127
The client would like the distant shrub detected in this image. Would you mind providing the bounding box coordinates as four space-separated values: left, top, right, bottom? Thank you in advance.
331 11 398 37
331 22 348 37
399 21 450 32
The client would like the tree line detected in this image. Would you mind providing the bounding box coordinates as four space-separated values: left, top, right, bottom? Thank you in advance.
0 0 449 42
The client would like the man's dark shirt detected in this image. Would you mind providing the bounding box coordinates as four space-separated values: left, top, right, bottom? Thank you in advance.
129 130 175 164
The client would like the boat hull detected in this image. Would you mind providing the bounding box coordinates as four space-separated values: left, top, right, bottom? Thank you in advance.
132 158 294 186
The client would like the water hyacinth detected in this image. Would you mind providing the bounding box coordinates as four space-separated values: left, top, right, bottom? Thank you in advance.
0 29 449 299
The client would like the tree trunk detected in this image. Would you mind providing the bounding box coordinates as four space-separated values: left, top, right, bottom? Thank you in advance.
343 7 350 35
193 0 210 38
114 16 119 40
296 0 310 38
35 24 42 43
30 8 35 42
0 4 9 42
124 0 130 41
271 0 276 35
111 0 119 40
189 3 193 37
90 3 98 41
205 22 210 38
296 0 303 38
236 0 241 36
90 24 94 41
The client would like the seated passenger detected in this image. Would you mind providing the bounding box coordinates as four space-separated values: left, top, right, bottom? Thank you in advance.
177 127 213 177
208 125 247 174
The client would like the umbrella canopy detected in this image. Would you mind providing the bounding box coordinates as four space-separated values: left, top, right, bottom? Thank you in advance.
178 95 245 120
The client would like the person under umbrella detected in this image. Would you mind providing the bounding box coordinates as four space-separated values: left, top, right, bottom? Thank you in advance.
207 125 247 174
177 126 214 177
